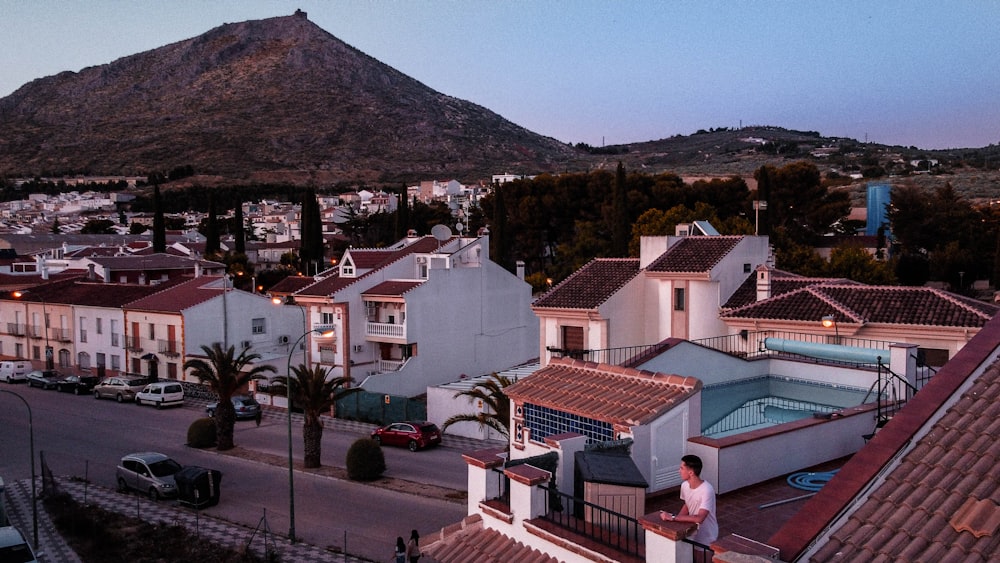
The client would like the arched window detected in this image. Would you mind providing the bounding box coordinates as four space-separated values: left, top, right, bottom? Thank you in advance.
58 348 71 369
78 351 91 370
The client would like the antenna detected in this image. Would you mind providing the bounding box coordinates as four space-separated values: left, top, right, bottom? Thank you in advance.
431 224 451 242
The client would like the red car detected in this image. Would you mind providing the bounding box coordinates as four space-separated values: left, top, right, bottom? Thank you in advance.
371 421 442 451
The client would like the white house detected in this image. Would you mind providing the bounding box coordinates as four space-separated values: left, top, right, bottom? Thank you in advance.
289 230 539 397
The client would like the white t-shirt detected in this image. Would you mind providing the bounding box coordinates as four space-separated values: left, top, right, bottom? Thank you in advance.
680 478 718 545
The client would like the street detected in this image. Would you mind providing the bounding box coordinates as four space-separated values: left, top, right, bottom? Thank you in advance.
0 384 471 561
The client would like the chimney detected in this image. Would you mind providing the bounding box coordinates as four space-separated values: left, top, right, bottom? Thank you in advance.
194 262 202 278
516 260 525 281
756 264 771 302
87 263 96 281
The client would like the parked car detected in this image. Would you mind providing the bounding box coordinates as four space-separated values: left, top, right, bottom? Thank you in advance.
56 374 100 395
93 376 148 403
25 369 65 389
371 421 442 451
206 395 261 420
0 525 37 563
115 451 182 500
135 381 185 409
0 360 31 383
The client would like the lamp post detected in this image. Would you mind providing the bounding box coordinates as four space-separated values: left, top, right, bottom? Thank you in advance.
821 314 840 343
13 291 52 370
0 390 37 550
285 327 327 543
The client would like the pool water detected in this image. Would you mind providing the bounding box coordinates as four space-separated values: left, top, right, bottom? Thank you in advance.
701 376 875 438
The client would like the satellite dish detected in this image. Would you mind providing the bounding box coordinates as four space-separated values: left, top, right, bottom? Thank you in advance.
455 222 465 234
431 224 452 241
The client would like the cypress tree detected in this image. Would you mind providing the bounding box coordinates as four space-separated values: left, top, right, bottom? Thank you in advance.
395 185 410 240
754 165 772 236
205 194 220 256
153 184 166 253
490 182 510 271
234 197 245 254
299 188 324 274
611 161 629 256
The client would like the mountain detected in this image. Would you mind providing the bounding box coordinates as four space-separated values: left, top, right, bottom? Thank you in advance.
0 11 584 185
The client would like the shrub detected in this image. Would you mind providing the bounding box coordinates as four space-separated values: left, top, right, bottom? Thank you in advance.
345 438 386 481
187 417 217 448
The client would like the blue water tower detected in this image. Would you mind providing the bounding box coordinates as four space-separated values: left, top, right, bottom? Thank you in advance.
866 182 891 237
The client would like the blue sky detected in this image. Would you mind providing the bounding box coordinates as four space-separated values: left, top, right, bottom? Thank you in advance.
2 1 997 150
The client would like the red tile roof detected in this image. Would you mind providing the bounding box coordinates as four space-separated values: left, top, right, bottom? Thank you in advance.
267 275 316 294
646 236 743 272
721 269 860 310
770 315 1000 561
298 236 442 297
504 357 700 427
722 284 998 327
421 514 559 563
532 258 640 309
125 276 225 313
362 280 424 297
0 277 188 307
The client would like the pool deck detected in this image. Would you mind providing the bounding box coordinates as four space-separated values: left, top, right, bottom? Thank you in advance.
647 456 850 547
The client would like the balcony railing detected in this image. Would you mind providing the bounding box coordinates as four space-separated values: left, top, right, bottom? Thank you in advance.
366 321 405 340
158 339 180 357
28 324 44 339
539 484 643 558
546 344 661 367
377 358 406 373
50 327 72 342
125 336 142 352
6 323 26 336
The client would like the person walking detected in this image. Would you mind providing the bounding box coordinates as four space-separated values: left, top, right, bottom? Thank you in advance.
406 529 421 562
393 536 406 563
255 408 262 427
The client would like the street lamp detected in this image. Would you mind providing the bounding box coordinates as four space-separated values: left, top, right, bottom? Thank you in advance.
0 390 38 550
821 314 840 343
13 291 52 370
285 327 333 543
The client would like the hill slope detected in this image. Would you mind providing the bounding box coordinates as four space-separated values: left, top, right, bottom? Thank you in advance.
0 12 582 184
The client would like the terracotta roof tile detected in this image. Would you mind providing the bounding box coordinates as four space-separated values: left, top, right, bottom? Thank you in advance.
722 284 998 328
771 317 1000 560
504 357 700 427
0 276 187 307
721 268 861 310
298 236 442 297
532 258 640 309
125 276 225 313
420 514 559 563
645 236 743 272
362 280 424 297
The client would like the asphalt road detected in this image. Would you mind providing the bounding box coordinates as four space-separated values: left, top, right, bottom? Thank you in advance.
0 383 470 561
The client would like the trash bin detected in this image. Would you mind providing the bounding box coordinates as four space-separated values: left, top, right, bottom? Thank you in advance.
175 466 222 509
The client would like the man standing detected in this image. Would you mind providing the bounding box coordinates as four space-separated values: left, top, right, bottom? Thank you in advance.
659 454 718 547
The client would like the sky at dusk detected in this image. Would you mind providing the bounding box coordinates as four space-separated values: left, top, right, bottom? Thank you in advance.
2 1 997 150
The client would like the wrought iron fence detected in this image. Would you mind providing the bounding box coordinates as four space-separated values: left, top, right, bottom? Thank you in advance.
538 484 643 558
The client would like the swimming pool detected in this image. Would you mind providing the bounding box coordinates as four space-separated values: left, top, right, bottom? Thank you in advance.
701 375 876 438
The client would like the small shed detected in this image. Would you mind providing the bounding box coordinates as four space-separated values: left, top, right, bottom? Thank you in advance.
574 451 649 520
175 466 223 509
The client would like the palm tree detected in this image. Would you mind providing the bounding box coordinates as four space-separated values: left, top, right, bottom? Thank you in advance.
441 373 514 442
184 343 275 451
281 364 358 468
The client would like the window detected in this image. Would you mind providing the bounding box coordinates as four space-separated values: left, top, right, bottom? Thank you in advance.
167 363 177 379
79 317 87 342
59 349 70 368
111 355 121 370
96 353 106 368
32 345 40 361
674 288 685 311
744 263 752 273
321 312 334 325
148 323 155 339
78 352 91 370
15 343 23 358
96 318 103 334
522 403 613 444
252 318 266 335
561 326 585 358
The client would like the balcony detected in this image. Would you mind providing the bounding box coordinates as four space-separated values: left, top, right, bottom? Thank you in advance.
158 339 180 357
28 324 44 339
50 327 72 342
6 323 26 336
125 336 142 352
366 321 406 341
377 358 406 373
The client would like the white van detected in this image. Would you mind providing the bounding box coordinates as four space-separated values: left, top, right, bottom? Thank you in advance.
0 360 31 383
135 381 185 409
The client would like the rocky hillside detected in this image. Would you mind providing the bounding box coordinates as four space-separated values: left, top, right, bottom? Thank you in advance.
0 12 584 184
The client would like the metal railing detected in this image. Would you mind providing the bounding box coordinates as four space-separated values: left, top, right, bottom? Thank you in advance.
539 484 643 558
693 330 898 365
546 344 661 367
158 339 180 356
50 328 72 342
6 322 26 336
702 396 842 436
867 361 919 429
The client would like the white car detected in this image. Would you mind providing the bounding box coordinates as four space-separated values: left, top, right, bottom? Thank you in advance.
135 381 185 409
0 525 37 562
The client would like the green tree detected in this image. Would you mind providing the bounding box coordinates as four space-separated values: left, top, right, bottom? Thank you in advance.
204 195 220 256
440 373 514 442
81 219 115 234
394 187 410 240
183 344 275 451
51 217 61 234
152 184 166 253
280 364 358 468
611 162 629 257
299 189 324 275
129 222 148 235
234 198 245 254
489 183 511 271
825 245 896 284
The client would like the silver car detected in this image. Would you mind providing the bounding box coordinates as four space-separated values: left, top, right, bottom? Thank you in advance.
115 452 182 500
93 376 147 402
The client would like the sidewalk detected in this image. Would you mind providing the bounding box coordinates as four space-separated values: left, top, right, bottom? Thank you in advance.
2 404 503 562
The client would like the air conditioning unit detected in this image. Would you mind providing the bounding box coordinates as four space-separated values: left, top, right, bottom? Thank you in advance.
352 344 364 353
278 335 290 344
241 340 252 349
416 256 427 264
